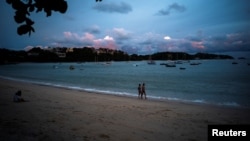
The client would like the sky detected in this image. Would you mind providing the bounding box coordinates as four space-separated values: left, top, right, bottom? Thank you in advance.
0 0 250 56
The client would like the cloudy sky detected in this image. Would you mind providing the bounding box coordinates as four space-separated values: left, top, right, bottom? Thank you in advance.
0 0 250 56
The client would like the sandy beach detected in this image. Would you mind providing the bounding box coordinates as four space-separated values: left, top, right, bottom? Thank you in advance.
0 78 249 141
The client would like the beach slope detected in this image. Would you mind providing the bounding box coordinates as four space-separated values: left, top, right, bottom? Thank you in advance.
0 78 249 141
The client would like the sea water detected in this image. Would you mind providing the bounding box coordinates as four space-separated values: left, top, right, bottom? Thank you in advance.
0 60 250 108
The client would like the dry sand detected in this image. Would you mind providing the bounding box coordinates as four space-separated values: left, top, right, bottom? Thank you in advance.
0 78 249 141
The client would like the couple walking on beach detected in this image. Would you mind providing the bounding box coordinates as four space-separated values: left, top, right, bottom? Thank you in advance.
138 83 147 99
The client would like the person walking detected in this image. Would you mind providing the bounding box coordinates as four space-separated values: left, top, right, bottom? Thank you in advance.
137 83 142 99
141 83 147 99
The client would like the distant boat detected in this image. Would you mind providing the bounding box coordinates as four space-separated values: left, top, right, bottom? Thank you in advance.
165 64 176 67
148 60 156 65
106 61 112 65
102 61 112 65
69 65 75 70
232 62 238 65
160 63 167 65
165 62 176 67
133 64 139 67
53 65 58 69
190 62 201 65
175 60 183 64
179 67 186 70
147 55 156 65
238 57 246 60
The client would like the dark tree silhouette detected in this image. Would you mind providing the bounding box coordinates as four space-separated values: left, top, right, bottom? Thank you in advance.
6 0 102 36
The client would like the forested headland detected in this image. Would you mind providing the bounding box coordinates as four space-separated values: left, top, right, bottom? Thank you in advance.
0 47 233 64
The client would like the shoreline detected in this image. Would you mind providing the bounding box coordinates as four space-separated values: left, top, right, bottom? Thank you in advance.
0 76 248 109
1 78 250 141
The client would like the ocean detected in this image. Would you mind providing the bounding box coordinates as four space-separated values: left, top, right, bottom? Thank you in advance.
0 60 250 108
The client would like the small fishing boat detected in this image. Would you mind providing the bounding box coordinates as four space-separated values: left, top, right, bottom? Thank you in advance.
175 60 183 64
165 63 176 67
69 65 75 70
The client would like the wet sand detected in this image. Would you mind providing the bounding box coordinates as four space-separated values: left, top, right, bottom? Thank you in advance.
0 78 249 141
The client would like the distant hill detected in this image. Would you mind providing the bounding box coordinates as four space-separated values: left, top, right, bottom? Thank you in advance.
0 47 233 64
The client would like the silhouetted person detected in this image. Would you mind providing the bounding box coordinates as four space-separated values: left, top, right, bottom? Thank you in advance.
138 83 142 99
141 83 147 99
13 90 25 102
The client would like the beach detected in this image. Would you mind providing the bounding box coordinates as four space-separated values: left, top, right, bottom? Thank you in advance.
0 78 249 141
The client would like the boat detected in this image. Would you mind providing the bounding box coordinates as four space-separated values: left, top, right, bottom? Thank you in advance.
179 67 186 70
105 61 112 65
190 62 201 65
69 65 75 70
165 63 176 67
175 60 183 64
160 63 167 65
165 62 176 67
232 62 238 65
147 55 156 65
133 64 139 67
148 60 156 65
238 57 246 60
102 61 112 65
52 65 58 69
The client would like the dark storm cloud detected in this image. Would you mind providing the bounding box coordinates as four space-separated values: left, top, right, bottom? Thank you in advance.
93 2 132 14
85 25 101 34
157 3 186 16
204 32 250 52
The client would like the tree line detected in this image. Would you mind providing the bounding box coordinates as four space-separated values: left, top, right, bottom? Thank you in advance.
0 47 233 64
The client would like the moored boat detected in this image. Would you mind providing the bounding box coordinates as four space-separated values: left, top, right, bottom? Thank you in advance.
190 62 201 65
69 65 75 70
148 60 156 65
165 63 176 67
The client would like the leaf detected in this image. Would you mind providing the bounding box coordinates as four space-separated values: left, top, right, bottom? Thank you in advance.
29 5 35 12
26 18 34 25
17 24 35 36
12 0 25 10
14 11 26 23
44 8 52 17
31 26 35 32
6 0 13 4
36 7 42 13
58 0 67 13
17 24 29 35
